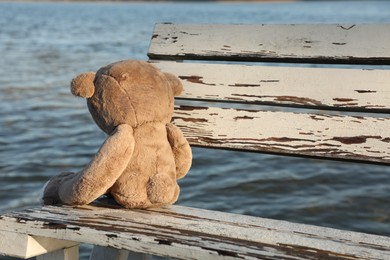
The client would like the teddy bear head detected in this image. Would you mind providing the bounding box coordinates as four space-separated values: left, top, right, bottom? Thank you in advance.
70 60 183 134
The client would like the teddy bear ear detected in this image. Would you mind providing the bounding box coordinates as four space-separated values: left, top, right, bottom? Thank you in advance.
70 72 96 98
164 72 183 96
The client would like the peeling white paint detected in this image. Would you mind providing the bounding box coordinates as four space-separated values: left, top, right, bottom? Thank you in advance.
0 205 389 259
149 24 390 64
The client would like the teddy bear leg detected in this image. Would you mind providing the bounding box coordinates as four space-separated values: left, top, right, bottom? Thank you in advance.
147 173 179 205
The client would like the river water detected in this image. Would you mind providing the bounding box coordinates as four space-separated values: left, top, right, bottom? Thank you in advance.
0 1 389 259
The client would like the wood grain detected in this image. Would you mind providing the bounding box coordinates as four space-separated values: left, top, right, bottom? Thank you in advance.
149 24 390 64
154 61 390 112
0 205 388 260
173 106 390 165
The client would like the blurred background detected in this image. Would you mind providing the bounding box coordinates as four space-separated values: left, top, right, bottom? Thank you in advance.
0 0 389 259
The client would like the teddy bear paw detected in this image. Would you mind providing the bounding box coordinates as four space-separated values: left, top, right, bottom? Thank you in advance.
42 172 75 205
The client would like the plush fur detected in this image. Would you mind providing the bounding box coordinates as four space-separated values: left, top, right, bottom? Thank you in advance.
43 60 192 209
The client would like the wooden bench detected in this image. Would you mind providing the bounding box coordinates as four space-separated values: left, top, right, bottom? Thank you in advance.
1 23 390 259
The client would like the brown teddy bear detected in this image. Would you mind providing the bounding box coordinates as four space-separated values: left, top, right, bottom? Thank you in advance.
42 60 192 209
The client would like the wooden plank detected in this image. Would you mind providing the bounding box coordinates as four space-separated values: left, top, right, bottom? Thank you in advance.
0 230 78 259
0 205 388 260
154 61 390 112
172 106 390 165
148 24 390 64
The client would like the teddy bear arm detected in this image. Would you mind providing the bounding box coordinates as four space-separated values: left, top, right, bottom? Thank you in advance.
166 123 192 179
58 124 135 205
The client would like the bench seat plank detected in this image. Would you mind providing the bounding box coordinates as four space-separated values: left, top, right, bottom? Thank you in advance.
0 205 388 260
154 61 390 112
173 106 390 165
149 24 390 64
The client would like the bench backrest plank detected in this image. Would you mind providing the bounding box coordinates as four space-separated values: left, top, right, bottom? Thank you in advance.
173 106 390 165
154 61 390 112
149 23 390 165
149 24 390 64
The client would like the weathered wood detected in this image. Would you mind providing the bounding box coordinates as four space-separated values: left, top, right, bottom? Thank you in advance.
0 205 388 260
154 61 390 112
173 105 390 165
149 24 390 64
0 230 78 259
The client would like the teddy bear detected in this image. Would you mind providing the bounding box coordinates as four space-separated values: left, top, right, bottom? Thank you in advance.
42 60 192 209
